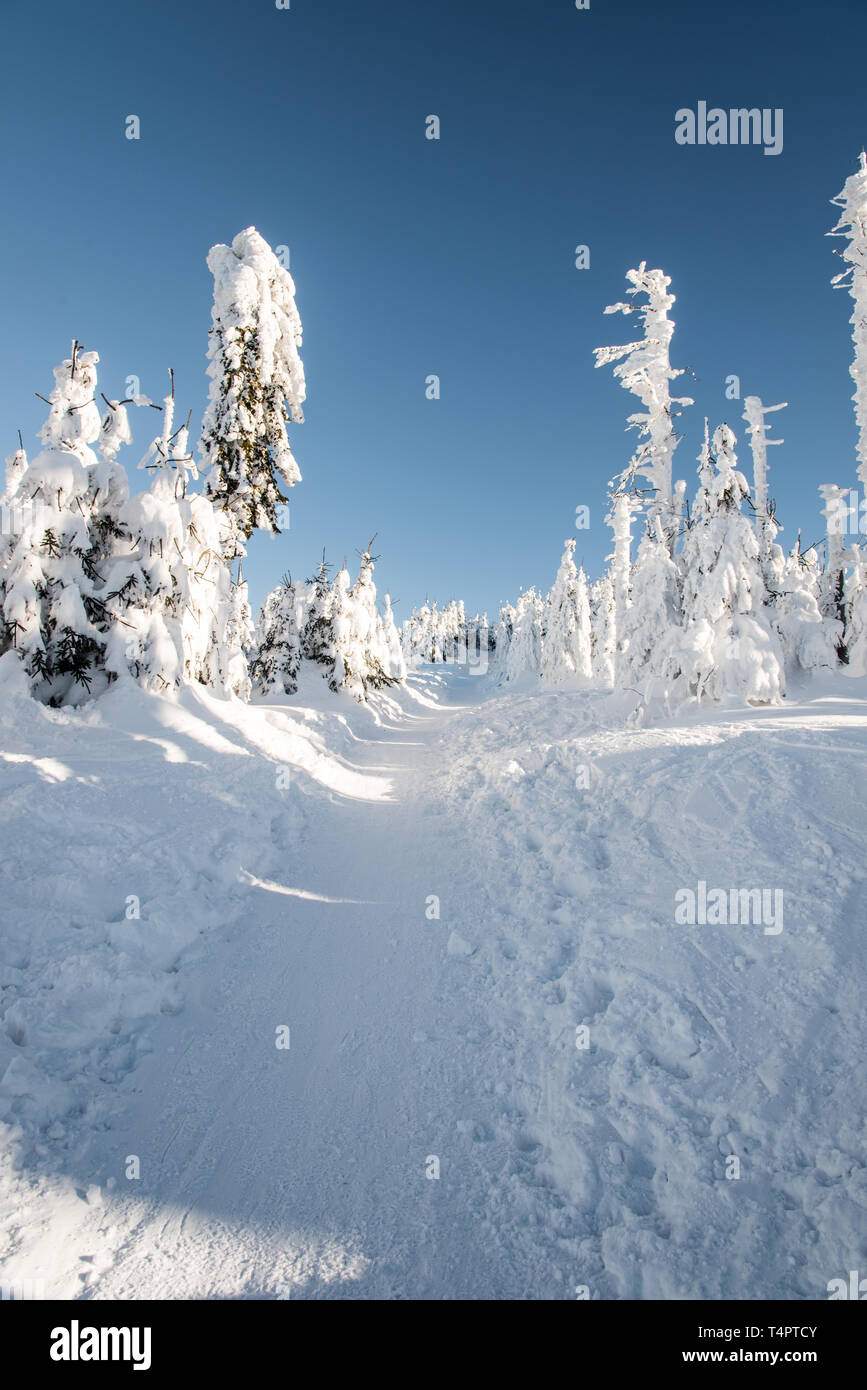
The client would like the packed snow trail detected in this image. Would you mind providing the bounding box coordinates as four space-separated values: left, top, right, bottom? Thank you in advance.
1 667 866 1299
1 671 585 1299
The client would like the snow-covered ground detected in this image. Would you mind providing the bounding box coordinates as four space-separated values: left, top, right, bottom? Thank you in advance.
1 664 865 1299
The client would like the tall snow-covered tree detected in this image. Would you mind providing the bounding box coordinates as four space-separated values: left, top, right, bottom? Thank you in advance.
594 263 693 549
830 151 867 490
201 227 306 551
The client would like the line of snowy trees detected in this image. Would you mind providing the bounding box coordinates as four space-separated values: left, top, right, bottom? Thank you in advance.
0 228 403 707
253 541 405 699
400 600 491 668
484 155 867 706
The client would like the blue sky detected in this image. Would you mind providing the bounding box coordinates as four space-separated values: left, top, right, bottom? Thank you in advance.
2 0 866 619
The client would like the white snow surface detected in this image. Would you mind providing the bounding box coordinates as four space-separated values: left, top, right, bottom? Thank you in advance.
1 664 865 1300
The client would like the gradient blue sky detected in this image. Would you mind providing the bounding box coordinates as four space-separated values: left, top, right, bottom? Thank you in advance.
2 0 866 619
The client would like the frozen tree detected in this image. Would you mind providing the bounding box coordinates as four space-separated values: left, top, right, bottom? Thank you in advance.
301 553 336 670
349 540 399 692
105 374 247 695
619 519 682 687
1 347 127 703
329 562 365 699
381 593 407 681
606 493 636 678
201 227 306 551
830 152 867 490
252 575 302 695
103 383 189 691
817 483 850 661
769 542 842 676
743 395 786 559
675 425 784 703
594 263 693 548
541 538 592 684
505 588 544 682
844 546 867 674
492 600 516 681
590 576 616 685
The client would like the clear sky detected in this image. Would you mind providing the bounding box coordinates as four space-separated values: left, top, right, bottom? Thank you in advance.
2 0 866 620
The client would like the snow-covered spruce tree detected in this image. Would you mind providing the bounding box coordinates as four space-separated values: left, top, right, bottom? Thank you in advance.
844 546 867 674
201 227 306 551
830 151 867 491
102 374 245 696
347 540 399 693
1 347 128 703
492 600 516 681
742 395 787 563
594 263 693 550
675 424 784 703
224 562 253 701
328 561 365 699
102 384 188 692
0 439 29 620
619 517 682 689
381 593 407 681
301 553 336 671
505 588 544 682
541 538 592 684
817 483 850 662
252 574 302 694
590 576 616 685
769 541 842 676
605 492 636 679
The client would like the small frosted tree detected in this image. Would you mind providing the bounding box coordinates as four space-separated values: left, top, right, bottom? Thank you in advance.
594 263 693 549
541 538 592 684
381 593 407 681
817 482 850 662
619 518 682 688
505 588 544 682
252 575 302 695
770 542 842 676
201 227 306 552
1 347 127 702
590 576 616 685
676 425 784 703
348 540 399 692
329 562 366 699
301 553 335 670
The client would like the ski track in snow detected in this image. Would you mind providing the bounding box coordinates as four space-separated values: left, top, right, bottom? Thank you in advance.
1 668 866 1299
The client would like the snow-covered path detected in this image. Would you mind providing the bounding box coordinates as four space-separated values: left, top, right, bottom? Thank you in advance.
73 680 554 1300
1 669 866 1300
2 673 579 1299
